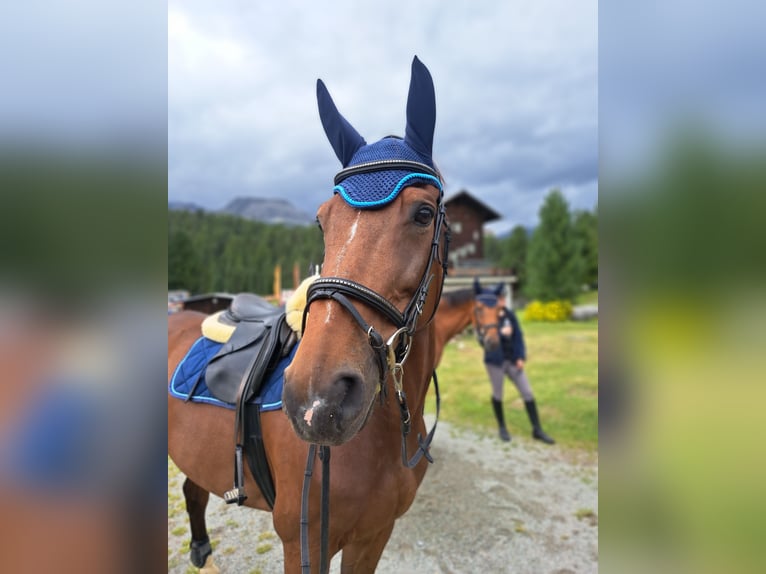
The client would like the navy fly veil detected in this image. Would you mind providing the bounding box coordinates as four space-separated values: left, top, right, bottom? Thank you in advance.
474 278 506 307
317 56 443 207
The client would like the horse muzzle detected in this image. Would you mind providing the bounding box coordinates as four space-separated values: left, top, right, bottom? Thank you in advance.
282 367 376 446
480 335 502 353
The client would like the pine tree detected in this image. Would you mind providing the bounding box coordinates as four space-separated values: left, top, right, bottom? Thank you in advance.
168 229 202 291
572 207 598 289
526 189 583 302
504 225 529 295
168 209 325 295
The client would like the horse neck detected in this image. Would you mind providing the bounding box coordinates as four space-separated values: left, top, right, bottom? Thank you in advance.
437 298 475 341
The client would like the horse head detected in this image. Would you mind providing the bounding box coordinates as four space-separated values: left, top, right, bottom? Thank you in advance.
473 279 505 352
282 57 448 446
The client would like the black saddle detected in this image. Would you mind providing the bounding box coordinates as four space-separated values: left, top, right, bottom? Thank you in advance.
197 293 298 509
204 293 296 405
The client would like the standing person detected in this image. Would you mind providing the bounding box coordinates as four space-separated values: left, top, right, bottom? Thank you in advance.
476 280 555 444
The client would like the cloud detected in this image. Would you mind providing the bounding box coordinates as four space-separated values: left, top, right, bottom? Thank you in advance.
169 0 598 227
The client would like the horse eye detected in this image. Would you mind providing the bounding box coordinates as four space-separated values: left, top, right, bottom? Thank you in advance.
413 205 435 226
315 217 323 233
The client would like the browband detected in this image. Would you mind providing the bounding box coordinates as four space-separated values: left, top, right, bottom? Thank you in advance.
334 160 441 187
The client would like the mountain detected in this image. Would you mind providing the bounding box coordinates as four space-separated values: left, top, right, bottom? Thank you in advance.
168 200 205 212
219 197 314 226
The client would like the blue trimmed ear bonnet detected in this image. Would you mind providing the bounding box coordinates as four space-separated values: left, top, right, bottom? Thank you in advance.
317 56 443 208
473 277 506 306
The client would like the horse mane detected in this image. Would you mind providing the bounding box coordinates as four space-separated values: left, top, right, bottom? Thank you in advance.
440 288 474 307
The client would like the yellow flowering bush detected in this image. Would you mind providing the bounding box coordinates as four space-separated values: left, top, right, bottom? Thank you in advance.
523 299 573 322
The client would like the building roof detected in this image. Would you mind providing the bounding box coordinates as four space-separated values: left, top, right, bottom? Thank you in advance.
444 189 502 223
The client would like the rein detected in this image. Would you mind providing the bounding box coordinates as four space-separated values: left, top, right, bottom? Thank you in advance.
298 184 449 573
299 373 441 574
300 444 331 574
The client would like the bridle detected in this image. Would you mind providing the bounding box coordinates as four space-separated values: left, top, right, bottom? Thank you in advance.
298 162 450 574
474 294 502 349
302 160 450 404
301 184 448 463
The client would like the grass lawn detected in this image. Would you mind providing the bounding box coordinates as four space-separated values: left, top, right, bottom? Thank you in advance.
426 317 598 450
574 289 599 306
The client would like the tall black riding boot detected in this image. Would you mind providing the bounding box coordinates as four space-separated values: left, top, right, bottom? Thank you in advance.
524 399 555 444
491 398 511 442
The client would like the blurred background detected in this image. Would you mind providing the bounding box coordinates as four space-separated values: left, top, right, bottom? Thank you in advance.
0 1 167 573
600 1 766 573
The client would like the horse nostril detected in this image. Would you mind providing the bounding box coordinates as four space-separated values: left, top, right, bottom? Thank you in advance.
332 372 364 412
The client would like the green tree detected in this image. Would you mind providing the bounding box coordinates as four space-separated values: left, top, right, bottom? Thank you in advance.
572 207 598 289
504 225 529 294
484 233 504 264
168 229 202 291
221 235 249 292
526 189 583 302
167 208 325 295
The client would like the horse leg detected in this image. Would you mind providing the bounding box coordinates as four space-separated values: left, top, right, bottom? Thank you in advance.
279 533 341 574
182 477 220 573
338 523 395 574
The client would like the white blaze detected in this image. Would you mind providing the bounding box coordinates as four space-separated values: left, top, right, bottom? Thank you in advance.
325 211 361 324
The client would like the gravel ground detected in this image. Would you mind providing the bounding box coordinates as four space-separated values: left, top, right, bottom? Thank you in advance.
168 418 598 573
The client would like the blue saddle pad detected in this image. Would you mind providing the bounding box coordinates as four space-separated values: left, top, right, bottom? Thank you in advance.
169 336 297 411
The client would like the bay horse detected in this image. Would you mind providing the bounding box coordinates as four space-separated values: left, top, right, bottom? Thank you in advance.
168 56 449 573
432 281 506 367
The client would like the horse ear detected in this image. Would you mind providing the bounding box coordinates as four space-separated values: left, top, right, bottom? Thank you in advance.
473 277 482 295
317 79 366 167
494 283 505 296
404 56 436 159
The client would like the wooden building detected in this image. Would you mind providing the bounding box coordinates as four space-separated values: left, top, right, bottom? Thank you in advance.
444 189 502 271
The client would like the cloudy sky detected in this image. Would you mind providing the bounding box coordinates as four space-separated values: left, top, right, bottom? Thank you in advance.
169 0 597 233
